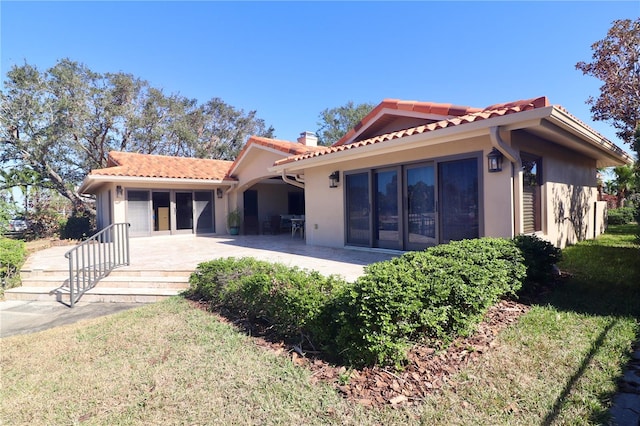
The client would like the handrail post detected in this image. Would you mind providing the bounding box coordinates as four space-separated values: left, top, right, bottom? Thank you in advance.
64 222 131 307
68 251 75 308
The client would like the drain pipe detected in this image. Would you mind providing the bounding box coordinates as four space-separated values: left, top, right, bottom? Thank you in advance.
489 126 521 237
489 126 520 164
281 171 304 189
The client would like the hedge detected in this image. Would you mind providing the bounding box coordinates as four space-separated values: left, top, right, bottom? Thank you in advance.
185 237 546 368
334 238 526 367
184 257 347 343
608 207 637 225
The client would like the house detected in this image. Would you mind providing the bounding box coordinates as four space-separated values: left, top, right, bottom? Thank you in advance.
78 96 634 249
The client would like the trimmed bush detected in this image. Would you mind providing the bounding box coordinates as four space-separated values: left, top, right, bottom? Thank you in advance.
513 234 562 294
334 238 526 367
185 257 347 344
607 207 637 225
60 215 93 240
0 237 26 289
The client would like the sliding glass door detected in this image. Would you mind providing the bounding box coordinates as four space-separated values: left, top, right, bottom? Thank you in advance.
439 158 479 243
406 163 436 250
127 190 215 236
344 155 480 250
127 190 151 237
194 191 214 234
374 168 401 249
346 172 371 246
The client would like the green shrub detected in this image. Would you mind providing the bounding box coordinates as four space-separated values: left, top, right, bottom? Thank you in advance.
185 257 347 344
0 237 26 289
513 234 562 294
607 207 637 225
334 238 526 367
60 215 93 240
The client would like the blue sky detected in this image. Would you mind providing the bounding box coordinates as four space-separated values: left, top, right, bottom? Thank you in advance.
1 1 638 154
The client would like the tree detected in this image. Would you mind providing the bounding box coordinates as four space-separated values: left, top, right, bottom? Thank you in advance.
316 101 375 146
189 98 274 160
576 18 640 148
1 59 273 214
610 164 637 207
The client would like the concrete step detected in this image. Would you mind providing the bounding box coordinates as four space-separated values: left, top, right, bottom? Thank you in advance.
4 286 184 304
21 275 190 289
20 268 193 279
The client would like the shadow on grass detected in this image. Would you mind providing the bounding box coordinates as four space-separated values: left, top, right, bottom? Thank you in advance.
541 318 619 426
536 239 640 424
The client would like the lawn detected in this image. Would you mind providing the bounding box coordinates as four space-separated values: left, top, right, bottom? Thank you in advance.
1 225 638 425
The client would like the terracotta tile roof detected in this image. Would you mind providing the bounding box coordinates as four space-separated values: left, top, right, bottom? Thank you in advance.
275 97 551 167
334 99 486 147
92 151 235 181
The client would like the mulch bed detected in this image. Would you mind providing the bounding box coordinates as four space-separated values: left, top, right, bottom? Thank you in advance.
187 298 530 407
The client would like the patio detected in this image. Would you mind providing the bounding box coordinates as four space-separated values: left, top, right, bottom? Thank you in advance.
125 233 398 281
8 234 400 304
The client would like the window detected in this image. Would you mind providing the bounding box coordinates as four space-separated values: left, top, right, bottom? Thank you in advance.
522 153 542 233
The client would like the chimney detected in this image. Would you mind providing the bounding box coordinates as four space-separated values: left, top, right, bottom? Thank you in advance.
297 131 318 147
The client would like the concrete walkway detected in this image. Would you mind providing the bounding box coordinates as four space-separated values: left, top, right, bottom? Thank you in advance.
0 300 140 338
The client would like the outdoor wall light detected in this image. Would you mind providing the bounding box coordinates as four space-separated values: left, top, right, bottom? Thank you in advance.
116 185 123 198
329 171 340 188
487 148 504 173
216 188 224 199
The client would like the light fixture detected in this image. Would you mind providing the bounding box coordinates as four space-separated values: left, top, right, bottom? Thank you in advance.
116 185 123 198
329 171 340 188
487 148 504 173
216 188 223 199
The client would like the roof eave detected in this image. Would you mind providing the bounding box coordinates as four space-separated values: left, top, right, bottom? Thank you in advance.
79 174 237 195
544 107 634 166
270 105 634 172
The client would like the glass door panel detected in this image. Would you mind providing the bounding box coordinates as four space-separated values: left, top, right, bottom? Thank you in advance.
194 191 214 234
406 164 436 249
127 190 151 237
346 172 371 246
374 169 401 249
152 191 171 233
175 192 194 232
439 158 478 243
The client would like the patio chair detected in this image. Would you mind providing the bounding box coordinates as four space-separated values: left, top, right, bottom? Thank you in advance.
244 215 259 235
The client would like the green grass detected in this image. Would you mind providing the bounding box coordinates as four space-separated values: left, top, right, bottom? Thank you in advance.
1 225 638 425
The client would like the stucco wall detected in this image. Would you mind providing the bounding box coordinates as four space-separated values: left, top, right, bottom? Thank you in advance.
302 130 602 249
512 131 599 248
93 181 228 235
302 135 514 248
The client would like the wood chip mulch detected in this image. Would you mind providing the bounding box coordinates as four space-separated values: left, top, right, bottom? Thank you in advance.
188 298 530 407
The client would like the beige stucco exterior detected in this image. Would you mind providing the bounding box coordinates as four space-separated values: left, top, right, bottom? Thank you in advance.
80 98 633 249
87 179 230 236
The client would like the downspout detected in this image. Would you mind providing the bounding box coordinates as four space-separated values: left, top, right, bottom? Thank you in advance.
489 126 520 164
489 126 521 237
281 171 305 189
224 183 237 233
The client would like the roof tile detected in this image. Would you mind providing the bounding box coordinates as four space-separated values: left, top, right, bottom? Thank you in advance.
275 97 550 167
91 151 235 181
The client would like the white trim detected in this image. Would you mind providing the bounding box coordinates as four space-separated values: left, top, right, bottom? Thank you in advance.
228 143 294 176
80 175 236 194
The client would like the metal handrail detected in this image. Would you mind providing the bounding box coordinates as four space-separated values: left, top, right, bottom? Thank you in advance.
64 223 130 307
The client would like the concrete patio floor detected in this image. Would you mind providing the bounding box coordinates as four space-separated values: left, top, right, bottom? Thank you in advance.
23 233 399 283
